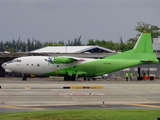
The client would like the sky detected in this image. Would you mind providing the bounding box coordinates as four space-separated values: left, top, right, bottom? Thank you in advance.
0 0 159 44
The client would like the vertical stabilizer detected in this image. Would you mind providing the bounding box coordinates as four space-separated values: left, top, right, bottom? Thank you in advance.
133 32 153 54
106 33 158 64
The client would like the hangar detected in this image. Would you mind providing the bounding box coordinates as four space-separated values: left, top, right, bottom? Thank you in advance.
30 45 115 53
153 36 160 53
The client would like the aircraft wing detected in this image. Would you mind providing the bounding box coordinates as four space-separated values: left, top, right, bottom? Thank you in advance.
56 56 85 64
66 56 85 61
48 56 85 64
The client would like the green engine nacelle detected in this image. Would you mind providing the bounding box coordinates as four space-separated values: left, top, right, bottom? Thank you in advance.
54 57 75 64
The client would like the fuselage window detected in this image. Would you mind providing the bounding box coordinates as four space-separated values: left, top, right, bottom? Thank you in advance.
37 64 40 67
31 64 33 66
27 64 29 66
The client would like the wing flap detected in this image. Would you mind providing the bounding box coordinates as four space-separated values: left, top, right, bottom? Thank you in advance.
141 60 153 62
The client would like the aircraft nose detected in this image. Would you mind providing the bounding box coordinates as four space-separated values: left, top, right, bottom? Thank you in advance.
1 63 6 69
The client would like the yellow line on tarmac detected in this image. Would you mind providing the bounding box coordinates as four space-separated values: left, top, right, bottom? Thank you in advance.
1 106 45 110
129 104 160 109
69 86 103 89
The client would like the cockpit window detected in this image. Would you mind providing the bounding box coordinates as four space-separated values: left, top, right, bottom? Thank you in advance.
7 61 13 63
17 59 21 62
12 59 21 62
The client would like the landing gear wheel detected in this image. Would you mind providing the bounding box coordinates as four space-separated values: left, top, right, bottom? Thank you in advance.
71 74 76 81
64 76 69 81
64 72 70 81
64 73 71 81
22 73 27 81
22 76 27 81
150 76 154 81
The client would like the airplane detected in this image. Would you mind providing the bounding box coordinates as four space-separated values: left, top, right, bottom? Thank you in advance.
1 32 159 81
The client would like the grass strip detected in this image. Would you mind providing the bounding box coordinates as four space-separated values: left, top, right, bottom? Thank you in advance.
0 110 160 120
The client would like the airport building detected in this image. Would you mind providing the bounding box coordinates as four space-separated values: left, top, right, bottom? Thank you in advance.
30 45 115 53
153 36 160 53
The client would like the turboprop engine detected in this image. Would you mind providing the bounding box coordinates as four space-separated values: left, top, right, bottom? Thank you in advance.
54 57 75 64
45 56 76 64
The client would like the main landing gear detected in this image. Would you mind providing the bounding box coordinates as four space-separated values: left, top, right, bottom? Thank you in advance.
64 72 76 81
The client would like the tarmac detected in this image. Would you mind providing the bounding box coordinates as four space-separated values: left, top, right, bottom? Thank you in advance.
0 77 160 113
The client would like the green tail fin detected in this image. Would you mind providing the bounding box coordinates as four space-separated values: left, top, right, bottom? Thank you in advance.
106 33 158 63
133 32 153 53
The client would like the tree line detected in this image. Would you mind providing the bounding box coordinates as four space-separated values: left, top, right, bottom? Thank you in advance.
0 36 83 53
0 22 160 53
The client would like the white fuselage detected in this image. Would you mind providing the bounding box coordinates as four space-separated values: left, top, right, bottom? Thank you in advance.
1 56 95 75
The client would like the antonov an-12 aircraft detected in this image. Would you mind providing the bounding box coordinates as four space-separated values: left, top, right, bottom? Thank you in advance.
1 33 159 81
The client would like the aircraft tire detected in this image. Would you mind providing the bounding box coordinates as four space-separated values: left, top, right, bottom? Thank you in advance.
139 77 143 81
71 74 76 81
64 76 68 81
64 76 71 81
64 72 72 81
22 76 27 81
150 76 154 81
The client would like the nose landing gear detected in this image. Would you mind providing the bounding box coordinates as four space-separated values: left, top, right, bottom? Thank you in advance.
22 73 27 81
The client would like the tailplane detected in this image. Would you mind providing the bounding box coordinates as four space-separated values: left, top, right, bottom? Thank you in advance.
106 32 158 64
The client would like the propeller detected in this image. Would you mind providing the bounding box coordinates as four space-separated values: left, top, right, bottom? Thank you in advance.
45 56 56 65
